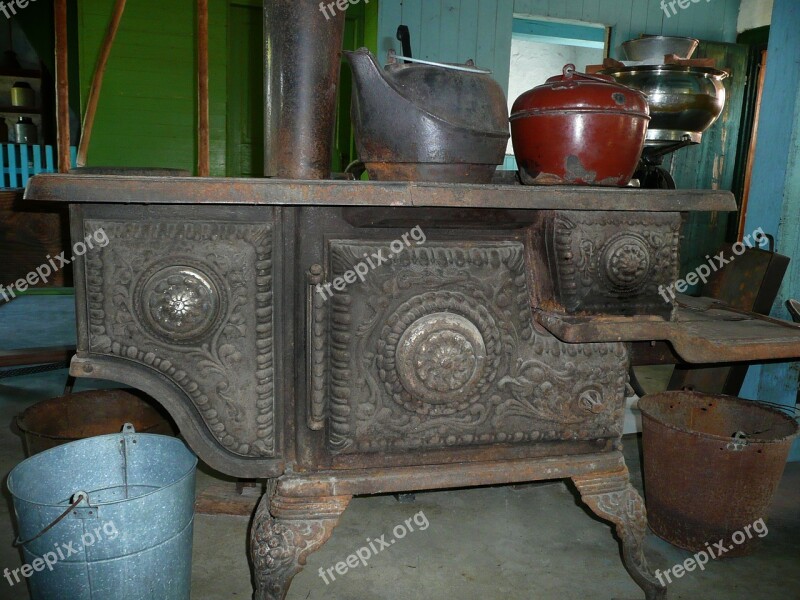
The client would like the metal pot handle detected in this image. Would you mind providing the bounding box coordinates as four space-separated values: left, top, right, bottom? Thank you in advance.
387 50 492 74
560 63 613 85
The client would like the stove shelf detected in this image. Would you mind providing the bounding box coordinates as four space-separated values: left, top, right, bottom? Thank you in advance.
535 295 800 364
24 173 736 212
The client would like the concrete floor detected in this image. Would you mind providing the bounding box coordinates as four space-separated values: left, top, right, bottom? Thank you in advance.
1 295 799 599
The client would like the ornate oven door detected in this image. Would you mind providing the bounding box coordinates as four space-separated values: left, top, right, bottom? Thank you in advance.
301 208 634 470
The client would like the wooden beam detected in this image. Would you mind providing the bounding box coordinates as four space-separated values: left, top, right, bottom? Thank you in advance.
738 50 768 241
197 0 210 177
54 0 70 173
77 0 128 168
0 346 75 368
195 482 260 517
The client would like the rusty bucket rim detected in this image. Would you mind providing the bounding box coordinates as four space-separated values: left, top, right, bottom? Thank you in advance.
639 390 800 445
15 389 168 441
7 430 197 509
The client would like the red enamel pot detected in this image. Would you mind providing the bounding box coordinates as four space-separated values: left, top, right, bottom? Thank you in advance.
510 64 650 186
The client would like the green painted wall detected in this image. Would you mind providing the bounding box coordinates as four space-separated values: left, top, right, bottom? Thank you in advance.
79 0 206 173
78 0 259 176
78 0 376 175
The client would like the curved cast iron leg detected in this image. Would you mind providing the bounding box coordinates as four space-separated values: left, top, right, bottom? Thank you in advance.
572 468 667 600
250 489 351 600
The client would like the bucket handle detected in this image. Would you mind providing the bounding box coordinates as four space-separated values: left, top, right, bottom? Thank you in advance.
13 491 91 547
726 431 749 451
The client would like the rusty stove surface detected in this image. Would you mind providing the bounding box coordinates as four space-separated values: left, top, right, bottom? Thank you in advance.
25 174 800 600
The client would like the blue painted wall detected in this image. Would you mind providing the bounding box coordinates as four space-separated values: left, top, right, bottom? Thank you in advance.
376 0 742 91
739 0 800 459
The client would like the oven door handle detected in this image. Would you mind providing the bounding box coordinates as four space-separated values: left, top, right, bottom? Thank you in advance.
307 264 328 431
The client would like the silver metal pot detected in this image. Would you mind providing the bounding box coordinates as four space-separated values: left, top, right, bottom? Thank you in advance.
600 65 728 145
621 36 699 61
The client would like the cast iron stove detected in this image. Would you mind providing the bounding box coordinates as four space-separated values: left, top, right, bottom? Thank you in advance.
25 174 800 600
23 3 800 598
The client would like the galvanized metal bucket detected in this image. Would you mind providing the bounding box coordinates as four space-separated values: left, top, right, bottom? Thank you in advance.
7 423 197 599
639 392 799 556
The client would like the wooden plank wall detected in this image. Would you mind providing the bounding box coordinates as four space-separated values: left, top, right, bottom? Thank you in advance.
376 0 742 91
0 191 70 288
77 0 230 175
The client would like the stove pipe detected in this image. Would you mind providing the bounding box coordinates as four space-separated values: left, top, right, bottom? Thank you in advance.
264 0 346 180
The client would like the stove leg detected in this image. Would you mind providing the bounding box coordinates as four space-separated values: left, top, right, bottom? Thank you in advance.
250 488 351 600
573 468 667 600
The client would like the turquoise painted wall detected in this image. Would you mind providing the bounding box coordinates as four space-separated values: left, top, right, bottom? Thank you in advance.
376 0 742 91
739 0 800 459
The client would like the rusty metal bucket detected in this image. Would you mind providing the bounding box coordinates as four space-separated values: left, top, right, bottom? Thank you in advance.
16 389 176 456
639 391 798 556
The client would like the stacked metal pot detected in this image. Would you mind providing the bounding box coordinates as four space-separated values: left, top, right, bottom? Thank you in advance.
601 36 729 149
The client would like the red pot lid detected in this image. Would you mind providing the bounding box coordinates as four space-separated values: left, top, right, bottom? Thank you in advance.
511 64 650 120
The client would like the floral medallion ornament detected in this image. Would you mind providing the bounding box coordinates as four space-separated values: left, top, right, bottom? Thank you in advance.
139 266 222 342
377 292 504 416
394 312 488 409
600 233 652 293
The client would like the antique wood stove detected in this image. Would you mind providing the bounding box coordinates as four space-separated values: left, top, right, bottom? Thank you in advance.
24 4 800 599
26 175 800 600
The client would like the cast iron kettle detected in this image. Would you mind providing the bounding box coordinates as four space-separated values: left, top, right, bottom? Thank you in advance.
345 47 510 184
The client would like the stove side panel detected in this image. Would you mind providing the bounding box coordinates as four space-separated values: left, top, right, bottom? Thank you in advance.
69 204 285 478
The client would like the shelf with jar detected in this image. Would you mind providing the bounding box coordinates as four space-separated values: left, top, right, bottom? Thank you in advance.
0 67 45 145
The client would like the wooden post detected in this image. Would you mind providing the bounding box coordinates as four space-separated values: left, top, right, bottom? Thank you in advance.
77 0 127 168
197 0 210 177
54 0 70 173
737 50 767 241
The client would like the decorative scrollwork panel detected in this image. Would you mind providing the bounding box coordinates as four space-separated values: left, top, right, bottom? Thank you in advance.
83 219 276 458
549 211 680 318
